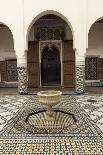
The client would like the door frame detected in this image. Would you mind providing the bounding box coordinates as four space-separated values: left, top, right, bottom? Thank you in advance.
39 40 63 87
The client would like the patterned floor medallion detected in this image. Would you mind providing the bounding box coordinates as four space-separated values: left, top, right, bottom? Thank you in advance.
0 95 103 154
0 95 102 136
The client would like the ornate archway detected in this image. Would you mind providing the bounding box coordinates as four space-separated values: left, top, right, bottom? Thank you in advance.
27 13 75 89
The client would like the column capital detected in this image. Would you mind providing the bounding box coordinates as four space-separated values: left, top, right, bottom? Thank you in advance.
0 57 5 61
76 53 86 66
17 54 27 68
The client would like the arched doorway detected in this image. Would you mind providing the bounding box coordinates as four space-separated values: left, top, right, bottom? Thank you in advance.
41 46 61 86
27 13 75 89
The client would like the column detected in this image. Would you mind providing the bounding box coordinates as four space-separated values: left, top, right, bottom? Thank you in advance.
17 54 28 94
75 54 85 93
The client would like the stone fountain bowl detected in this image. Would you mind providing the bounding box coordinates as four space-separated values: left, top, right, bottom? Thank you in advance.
37 90 62 107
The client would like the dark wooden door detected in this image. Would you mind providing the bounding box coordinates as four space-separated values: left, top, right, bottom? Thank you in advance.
41 46 61 86
62 40 75 87
27 41 39 87
0 61 7 82
97 58 103 80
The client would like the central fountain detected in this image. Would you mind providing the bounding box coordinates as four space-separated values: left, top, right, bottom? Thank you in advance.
23 90 76 134
37 90 62 121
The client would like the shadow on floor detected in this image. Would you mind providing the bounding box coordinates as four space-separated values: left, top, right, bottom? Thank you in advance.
0 87 103 95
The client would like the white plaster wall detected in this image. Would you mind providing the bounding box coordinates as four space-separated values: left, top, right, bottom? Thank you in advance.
88 0 103 31
0 0 103 61
24 0 87 56
0 0 25 55
87 0 103 48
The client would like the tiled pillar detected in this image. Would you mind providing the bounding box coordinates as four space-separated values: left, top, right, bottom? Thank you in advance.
17 67 27 94
76 55 85 93
17 55 28 94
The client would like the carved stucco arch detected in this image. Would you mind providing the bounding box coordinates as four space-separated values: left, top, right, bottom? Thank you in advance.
40 41 61 56
26 10 75 50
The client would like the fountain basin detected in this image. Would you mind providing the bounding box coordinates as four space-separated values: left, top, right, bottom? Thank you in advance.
37 90 62 120
37 90 62 106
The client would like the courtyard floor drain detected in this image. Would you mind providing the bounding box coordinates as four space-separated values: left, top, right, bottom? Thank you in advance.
87 99 97 102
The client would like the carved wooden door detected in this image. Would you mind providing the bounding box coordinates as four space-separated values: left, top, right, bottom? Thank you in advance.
62 40 75 87
27 42 39 87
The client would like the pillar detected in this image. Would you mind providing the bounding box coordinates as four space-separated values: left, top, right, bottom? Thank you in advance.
17 54 28 94
75 54 85 93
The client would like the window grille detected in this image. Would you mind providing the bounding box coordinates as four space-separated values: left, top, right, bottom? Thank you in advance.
85 57 97 80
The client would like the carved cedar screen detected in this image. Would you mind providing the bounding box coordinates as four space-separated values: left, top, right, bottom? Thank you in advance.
6 60 17 82
62 40 75 87
85 57 103 80
0 60 17 82
27 42 39 87
85 57 97 80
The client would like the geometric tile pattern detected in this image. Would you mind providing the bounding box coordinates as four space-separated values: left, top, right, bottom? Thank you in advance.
0 136 103 155
17 67 28 94
0 94 103 154
0 95 28 131
76 64 85 93
0 94 103 133
27 110 75 131
0 95 102 136
76 94 103 132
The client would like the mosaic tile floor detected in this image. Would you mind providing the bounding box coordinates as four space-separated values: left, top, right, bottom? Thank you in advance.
0 95 102 135
0 136 103 155
76 95 103 131
0 94 102 154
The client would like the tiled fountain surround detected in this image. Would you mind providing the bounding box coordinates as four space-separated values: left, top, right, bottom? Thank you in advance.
0 94 103 154
0 94 103 132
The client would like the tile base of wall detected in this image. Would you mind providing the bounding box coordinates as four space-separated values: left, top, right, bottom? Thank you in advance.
17 67 28 94
76 64 85 93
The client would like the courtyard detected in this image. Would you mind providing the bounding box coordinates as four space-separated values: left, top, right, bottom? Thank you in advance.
0 93 102 154
0 0 103 154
